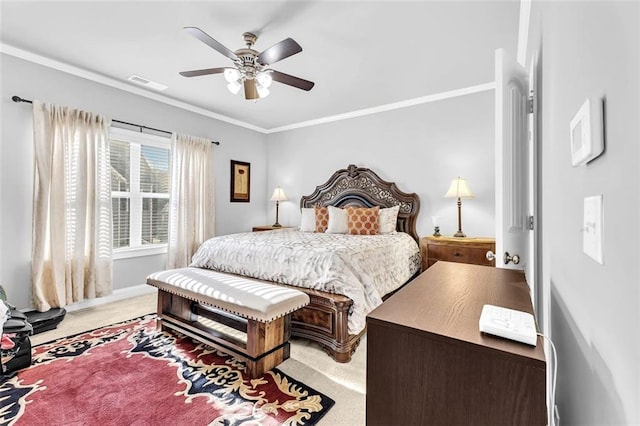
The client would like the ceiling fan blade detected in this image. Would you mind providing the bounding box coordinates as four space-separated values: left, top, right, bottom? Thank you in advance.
257 38 302 65
270 70 315 91
184 27 238 62
244 79 259 100
179 67 227 78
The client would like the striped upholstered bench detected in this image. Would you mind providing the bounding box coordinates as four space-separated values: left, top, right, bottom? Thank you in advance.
147 267 309 378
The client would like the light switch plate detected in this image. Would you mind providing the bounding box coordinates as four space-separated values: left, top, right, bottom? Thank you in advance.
583 195 603 264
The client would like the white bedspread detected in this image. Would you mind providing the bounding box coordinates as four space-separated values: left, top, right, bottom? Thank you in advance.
190 229 421 334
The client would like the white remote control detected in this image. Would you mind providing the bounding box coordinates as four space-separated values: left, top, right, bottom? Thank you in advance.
479 304 537 346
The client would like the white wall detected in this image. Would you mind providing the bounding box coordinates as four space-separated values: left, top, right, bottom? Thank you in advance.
0 53 267 310
528 1 639 423
265 89 496 239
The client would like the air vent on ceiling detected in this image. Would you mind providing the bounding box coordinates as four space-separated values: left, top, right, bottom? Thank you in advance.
127 75 168 91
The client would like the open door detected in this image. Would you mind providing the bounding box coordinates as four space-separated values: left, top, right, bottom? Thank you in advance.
494 48 537 300
528 53 540 310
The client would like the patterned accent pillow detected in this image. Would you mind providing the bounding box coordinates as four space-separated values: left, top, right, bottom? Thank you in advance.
345 206 380 235
314 206 329 233
378 205 400 234
300 208 316 232
326 206 348 234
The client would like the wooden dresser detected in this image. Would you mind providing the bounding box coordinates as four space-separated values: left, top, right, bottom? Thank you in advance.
366 262 546 426
420 235 495 271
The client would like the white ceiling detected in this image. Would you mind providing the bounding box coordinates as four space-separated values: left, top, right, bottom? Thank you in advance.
0 1 520 132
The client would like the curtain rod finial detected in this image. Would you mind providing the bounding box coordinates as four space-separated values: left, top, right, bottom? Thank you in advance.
12 95 33 104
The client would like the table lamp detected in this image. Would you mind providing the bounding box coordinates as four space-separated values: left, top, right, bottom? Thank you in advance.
444 177 474 237
270 186 287 227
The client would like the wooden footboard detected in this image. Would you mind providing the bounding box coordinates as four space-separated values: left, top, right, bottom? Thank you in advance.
287 286 364 363
278 273 417 363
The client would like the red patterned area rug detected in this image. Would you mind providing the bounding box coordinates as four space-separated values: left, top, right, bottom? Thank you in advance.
0 315 334 425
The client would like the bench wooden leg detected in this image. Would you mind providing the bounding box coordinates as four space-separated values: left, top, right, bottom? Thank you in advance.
245 316 291 378
245 341 291 378
158 291 195 321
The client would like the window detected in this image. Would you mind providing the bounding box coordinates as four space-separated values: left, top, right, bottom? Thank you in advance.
109 127 170 258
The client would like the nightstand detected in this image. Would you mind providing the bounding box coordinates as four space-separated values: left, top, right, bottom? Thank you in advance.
252 225 295 232
420 235 496 271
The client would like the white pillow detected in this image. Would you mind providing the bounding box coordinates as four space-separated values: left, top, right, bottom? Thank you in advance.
299 208 316 232
326 206 348 234
378 205 400 234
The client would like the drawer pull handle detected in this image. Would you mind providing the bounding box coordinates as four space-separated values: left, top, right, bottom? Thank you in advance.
486 251 496 261
453 252 462 257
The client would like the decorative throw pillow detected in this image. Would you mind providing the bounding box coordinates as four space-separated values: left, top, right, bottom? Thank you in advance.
378 205 400 234
326 206 348 234
300 208 316 232
314 206 329 233
346 206 380 235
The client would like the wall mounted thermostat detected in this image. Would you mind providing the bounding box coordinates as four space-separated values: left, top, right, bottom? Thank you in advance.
570 97 604 166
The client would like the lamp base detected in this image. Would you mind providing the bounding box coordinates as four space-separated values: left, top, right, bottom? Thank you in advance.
453 230 466 238
272 223 282 228
433 226 441 237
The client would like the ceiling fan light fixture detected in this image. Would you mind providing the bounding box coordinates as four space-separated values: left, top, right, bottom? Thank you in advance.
224 68 241 83
181 28 314 100
256 71 273 88
256 82 270 98
227 80 242 95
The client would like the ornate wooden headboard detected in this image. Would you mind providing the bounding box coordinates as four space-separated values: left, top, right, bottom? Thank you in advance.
300 164 421 242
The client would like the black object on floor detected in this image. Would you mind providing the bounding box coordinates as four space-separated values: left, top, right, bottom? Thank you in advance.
24 308 66 335
3 334 32 374
2 312 33 375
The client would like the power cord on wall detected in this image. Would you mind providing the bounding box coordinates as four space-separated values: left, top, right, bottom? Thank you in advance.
537 332 558 426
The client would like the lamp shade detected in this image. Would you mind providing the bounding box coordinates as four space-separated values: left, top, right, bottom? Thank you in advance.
256 71 273 88
224 68 241 83
256 83 270 99
270 186 287 202
226 80 242 95
444 177 474 199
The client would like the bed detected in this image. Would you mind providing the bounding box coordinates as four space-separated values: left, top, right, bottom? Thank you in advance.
192 164 421 362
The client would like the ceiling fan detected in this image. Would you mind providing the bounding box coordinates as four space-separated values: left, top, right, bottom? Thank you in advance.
179 27 314 100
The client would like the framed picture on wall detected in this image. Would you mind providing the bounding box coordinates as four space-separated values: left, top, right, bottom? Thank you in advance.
230 160 250 202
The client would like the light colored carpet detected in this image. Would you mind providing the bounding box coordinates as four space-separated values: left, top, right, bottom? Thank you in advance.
30 292 366 425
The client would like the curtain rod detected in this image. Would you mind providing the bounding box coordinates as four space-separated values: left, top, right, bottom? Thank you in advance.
11 96 220 145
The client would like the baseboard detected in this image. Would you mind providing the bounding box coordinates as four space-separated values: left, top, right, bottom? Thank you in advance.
64 285 157 313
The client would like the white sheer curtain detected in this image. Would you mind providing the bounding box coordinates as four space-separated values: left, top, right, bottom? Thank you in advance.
31 100 112 311
167 133 216 268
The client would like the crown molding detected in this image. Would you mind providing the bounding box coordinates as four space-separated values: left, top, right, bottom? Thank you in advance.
0 42 267 133
265 82 496 134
